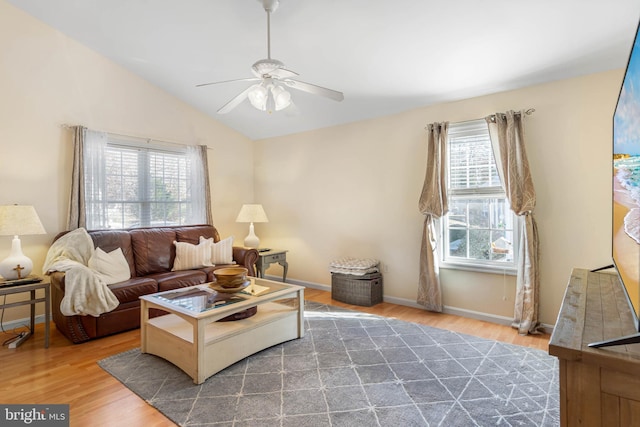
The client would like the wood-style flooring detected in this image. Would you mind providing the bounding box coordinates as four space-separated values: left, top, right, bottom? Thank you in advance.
0 288 550 426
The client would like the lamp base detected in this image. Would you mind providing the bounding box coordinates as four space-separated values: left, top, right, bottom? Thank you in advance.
0 236 33 280
244 222 260 248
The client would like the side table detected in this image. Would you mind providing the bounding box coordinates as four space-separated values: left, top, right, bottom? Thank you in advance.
0 279 50 348
256 249 288 282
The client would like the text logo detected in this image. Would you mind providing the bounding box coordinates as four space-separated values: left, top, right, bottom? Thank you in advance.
0 405 69 426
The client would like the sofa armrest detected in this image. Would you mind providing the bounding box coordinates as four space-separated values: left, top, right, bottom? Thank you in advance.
232 246 259 277
49 271 67 291
49 271 94 343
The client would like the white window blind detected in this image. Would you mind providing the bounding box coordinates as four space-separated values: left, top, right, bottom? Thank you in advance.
447 120 501 193
84 132 204 230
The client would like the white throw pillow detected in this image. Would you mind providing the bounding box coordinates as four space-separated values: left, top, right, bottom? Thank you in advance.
88 247 131 285
172 240 214 271
200 235 235 265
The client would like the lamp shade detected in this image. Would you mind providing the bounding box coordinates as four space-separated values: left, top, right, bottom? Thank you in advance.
0 205 46 236
235 204 269 223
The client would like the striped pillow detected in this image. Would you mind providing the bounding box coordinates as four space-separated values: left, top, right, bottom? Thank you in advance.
172 239 214 271
200 236 235 265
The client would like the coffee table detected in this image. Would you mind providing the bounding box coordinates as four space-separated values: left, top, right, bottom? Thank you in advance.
140 278 304 384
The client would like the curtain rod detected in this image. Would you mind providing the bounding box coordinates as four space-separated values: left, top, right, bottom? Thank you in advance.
486 108 535 123
425 108 536 130
60 124 208 149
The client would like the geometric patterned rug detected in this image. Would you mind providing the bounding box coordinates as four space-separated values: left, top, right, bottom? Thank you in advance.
98 301 559 426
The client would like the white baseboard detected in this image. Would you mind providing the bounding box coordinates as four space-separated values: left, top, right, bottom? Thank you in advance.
269 275 555 334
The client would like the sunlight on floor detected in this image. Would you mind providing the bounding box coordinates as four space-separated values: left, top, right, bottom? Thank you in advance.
304 310 387 320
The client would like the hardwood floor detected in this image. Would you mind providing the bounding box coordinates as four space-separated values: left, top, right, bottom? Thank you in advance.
0 288 550 426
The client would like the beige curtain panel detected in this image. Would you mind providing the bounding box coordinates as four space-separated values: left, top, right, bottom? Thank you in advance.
67 126 86 230
417 122 449 312
486 110 541 335
195 144 213 226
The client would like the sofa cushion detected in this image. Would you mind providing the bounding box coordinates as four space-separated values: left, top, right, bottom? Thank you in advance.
130 228 177 276
107 277 158 304
147 270 207 292
199 266 217 282
96 301 142 337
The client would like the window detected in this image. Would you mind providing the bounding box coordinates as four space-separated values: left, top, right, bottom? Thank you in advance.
83 130 207 229
441 120 517 272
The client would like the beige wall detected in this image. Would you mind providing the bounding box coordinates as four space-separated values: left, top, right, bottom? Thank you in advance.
255 69 622 327
0 1 254 321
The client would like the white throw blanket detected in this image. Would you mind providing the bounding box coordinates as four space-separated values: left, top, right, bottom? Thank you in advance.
43 228 119 317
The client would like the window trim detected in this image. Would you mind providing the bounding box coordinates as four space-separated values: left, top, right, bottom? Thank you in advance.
439 119 519 274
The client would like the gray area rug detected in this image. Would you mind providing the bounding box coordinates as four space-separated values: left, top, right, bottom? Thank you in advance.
98 302 559 426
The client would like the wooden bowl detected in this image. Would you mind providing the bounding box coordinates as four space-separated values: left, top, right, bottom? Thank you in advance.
213 267 248 288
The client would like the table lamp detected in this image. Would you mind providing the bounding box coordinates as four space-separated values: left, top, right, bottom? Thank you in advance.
235 204 268 248
0 205 47 280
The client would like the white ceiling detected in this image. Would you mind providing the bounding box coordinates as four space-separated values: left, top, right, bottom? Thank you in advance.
8 0 640 140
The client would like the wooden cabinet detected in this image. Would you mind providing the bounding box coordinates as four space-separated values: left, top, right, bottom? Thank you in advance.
550 268 640 426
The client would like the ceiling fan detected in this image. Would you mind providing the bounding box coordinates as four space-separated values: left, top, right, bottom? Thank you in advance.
196 0 344 114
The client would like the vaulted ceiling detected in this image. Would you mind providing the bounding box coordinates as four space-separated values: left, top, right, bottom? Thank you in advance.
8 0 640 139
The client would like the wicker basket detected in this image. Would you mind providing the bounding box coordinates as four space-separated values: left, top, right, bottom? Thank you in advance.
331 272 383 306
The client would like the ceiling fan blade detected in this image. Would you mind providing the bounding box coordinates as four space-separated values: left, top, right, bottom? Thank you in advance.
270 67 298 78
196 77 259 88
282 79 344 102
217 85 256 114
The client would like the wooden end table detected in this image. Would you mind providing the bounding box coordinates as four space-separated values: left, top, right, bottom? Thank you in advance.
256 249 288 282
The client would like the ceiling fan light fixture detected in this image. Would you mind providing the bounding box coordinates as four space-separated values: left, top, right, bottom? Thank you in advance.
271 85 291 111
248 84 268 110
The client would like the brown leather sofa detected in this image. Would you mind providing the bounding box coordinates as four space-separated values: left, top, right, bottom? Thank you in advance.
49 224 258 344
